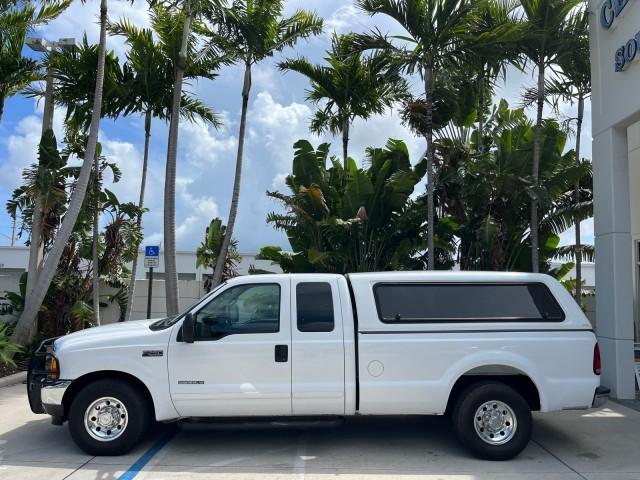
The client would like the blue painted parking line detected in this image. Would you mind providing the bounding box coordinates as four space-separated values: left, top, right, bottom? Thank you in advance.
117 429 177 480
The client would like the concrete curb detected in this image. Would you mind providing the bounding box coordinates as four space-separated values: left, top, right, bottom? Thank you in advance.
0 371 27 388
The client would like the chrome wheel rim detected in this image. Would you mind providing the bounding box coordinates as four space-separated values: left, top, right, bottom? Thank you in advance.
84 396 128 442
473 400 517 445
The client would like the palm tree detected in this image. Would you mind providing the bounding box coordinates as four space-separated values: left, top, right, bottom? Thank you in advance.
12 0 110 347
354 0 476 270
0 0 71 123
3 1 72 320
279 34 408 167
515 0 583 272
463 0 522 153
196 217 241 291
162 0 231 315
37 37 126 327
109 5 220 320
548 11 590 301
433 99 593 273
205 0 323 289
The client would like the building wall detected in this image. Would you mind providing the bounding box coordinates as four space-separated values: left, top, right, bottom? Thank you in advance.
589 0 640 398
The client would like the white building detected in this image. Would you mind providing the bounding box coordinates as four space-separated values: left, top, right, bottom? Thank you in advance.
589 0 640 398
0 246 281 321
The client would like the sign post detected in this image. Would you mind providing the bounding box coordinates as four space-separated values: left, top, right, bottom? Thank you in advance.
635 343 640 390
144 246 159 319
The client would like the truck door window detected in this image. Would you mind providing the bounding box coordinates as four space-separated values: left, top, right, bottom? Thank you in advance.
194 284 280 340
296 282 334 332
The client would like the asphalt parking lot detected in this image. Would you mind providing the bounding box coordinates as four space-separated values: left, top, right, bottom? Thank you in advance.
2 381 640 480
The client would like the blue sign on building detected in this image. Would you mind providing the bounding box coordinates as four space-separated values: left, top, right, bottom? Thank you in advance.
145 246 159 257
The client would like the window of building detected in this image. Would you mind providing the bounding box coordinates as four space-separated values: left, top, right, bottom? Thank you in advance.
373 283 564 323
296 282 335 332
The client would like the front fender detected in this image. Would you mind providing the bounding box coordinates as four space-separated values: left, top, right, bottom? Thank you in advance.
58 343 179 421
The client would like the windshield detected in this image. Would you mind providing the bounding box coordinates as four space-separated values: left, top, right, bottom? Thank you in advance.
148 281 227 331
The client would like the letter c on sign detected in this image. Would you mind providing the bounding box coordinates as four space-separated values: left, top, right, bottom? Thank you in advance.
601 0 614 29
614 0 629 16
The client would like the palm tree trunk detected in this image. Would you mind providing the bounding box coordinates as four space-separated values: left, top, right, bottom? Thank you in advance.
11 0 109 347
574 94 584 302
342 117 349 169
212 61 251 288
92 152 101 326
530 60 545 273
425 67 435 271
0 93 4 123
164 0 192 316
24 63 55 318
124 110 151 321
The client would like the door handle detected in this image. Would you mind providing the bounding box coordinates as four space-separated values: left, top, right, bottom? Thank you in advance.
274 344 288 362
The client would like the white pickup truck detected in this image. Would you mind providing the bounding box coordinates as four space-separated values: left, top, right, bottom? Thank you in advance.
28 272 608 460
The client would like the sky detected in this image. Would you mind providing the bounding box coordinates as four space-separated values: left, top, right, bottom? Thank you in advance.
0 0 595 254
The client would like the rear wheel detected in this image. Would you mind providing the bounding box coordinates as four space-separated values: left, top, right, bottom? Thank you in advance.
68 379 150 455
452 382 532 460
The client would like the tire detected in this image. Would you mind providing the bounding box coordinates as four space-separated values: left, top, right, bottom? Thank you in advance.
452 381 532 460
68 379 150 456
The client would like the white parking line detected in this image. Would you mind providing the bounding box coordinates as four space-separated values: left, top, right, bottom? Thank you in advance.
293 440 307 480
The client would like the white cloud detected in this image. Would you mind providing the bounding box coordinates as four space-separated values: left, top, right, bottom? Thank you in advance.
0 100 68 192
36 0 150 60
174 181 220 245
350 108 424 165
271 172 289 192
250 91 316 170
0 116 42 192
100 137 147 205
325 5 366 35
179 117 237 169
559 218 595 246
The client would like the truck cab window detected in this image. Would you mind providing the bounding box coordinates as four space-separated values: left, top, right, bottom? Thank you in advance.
194 284 280 340
296 282 334 332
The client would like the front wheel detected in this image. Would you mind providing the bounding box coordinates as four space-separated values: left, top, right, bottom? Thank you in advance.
68 379 150 455
452 382 532 460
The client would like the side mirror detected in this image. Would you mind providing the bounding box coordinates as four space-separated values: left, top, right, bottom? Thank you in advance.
182 312 195 343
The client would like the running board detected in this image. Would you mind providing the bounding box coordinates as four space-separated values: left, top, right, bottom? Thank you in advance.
180 416 345 429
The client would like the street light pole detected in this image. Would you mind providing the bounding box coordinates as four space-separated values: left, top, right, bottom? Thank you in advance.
41 56 55 133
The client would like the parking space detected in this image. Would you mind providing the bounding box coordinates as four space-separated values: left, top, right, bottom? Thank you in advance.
2 382 640 480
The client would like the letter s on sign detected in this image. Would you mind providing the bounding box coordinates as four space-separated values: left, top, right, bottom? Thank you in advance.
601 0 614 29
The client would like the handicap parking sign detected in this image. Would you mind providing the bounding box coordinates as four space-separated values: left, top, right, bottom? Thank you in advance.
145 246 159 257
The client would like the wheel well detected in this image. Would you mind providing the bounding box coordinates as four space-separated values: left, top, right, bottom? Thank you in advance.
446 371 541 413
62 370 156 420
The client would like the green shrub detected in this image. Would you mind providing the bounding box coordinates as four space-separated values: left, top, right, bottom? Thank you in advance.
0 323 23 367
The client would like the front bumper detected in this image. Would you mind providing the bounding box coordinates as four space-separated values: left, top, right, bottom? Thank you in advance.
41 380 71 417
592 386 610 408
27 337 68 419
